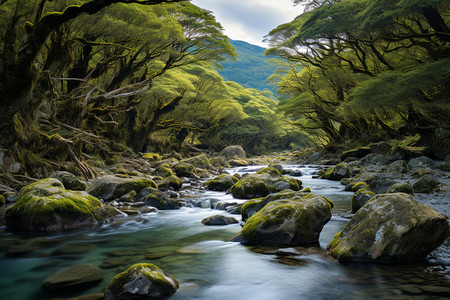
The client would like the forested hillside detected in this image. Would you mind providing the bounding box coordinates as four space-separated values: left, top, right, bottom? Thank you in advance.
218 39 277 94
267 0 450 159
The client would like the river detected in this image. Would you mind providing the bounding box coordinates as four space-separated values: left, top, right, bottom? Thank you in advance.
0 165 448 299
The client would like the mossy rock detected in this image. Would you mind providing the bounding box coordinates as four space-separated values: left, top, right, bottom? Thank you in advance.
156 175 183 191
256 167 282 178
351 189 376 213
228 159 249 167
388 182 414 195
180 154 212 170
206 174 239 191
241 190 333 221
104 263 179 300
6 178 117 232
240 194 333 246
210 157 227 168
0 194 5 206
413 175 440 193
351 182 369 192
407 156 435 171
229 174 303 200
386 160 407 174
327 193 450 263
87 175 157 201
220 145 246 160
321 162 352 181
152 164 174 178
50 171 87 191
142 152 163 162
142 188 181 210
119 190 137 202
173 162 198 178
411 167 436 178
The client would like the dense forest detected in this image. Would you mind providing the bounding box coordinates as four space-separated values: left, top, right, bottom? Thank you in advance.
0 0 449 181
0 0 309 182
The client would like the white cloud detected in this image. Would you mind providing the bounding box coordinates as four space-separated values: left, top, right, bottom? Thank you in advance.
191 0 304 47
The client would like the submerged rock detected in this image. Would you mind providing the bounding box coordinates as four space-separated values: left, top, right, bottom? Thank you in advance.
240 192 333 246
327 193 449 263
205 174 239 191
6 178 116 232
105 263 179 300
43 264 103 291
201 215 239 226
87 175 156 201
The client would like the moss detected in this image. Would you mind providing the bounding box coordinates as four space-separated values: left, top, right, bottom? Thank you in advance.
152 164 174 178
156 175 183 191
256 167 282 178
388 182 414 195
351 182 368 192
87 175 157 201
142 152 162 162
173 162 198 178
302 187 311 193
181 154 212 169
105 263 179 299
206 174 239 191
0 194 5 206
6 178 115 232
351 189 376 213
229 176 270 199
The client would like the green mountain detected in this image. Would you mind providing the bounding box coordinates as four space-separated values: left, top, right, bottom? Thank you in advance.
218 40 277 95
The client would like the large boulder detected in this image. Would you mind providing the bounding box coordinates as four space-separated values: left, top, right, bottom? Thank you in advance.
43 264 103 291
50 171 87 191
206 174 239 191
229 173 302 199
327 193 449 263
240 193 333 246
105 263 179 300
407 156 435 171
220 145 246 160
6 178 116 232
241 190 333 221
87 175 156 201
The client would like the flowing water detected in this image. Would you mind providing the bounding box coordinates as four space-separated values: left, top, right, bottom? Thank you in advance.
0 165 448 299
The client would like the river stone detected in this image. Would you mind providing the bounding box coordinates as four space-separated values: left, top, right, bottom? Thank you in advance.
104 263 179 300
321 162 352 181
43 264 103 291
206 174 239 191
327 193 450 263
368 179 397 194
240 193 333 246
220 145 246 160
413 175 440 193
6 178 116 232
50 171 87 191
152 164 174 178
387 160 407 174
201 215 239 225
87 175 157 201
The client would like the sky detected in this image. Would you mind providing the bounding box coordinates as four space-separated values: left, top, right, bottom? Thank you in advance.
190 0 304 48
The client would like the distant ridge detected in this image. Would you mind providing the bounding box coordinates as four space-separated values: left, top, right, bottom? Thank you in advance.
218 39 277 95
